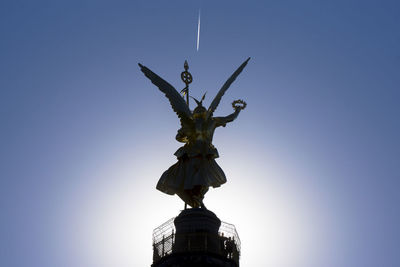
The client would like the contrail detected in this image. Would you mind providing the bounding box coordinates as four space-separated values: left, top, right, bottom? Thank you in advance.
196 10 201 51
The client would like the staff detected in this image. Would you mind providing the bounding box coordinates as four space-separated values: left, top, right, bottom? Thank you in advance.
180 60 192 107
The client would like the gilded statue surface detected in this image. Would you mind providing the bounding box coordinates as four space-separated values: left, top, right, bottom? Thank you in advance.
139 58 250 209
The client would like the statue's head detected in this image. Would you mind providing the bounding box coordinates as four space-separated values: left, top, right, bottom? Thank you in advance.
192 93 207 118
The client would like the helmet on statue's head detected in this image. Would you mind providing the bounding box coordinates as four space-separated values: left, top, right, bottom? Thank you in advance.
191 93 207 117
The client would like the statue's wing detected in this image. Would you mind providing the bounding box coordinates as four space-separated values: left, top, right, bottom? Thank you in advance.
207 57 250 118
139 63 192 124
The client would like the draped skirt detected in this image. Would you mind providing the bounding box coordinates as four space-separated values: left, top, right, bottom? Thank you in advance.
156 154 227 196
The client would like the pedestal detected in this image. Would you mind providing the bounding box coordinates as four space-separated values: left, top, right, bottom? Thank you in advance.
152 209 239 267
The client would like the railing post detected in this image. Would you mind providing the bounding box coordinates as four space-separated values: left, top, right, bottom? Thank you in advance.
152 243 157 262
162 235 165 256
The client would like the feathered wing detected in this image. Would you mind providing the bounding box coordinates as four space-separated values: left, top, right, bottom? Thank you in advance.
207 57 250 118
138 63 192 125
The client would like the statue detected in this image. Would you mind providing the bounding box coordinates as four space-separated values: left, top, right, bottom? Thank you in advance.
138 58 250 209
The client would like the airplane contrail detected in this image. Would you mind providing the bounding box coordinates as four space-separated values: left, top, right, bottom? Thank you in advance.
196 10 201 51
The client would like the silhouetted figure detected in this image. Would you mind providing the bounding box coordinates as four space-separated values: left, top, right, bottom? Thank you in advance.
225 237 234 259
220 232 228 257
232 236 239 261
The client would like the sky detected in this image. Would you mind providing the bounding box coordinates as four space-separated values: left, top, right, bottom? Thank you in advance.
1 0 399 266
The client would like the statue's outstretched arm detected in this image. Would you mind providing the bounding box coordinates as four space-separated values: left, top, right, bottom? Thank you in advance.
215 108 241 127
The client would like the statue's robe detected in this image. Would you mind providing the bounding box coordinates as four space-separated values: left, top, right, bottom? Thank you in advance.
156 116 227 207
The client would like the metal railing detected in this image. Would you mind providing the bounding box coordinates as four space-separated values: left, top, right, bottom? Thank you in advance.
152 217 240 265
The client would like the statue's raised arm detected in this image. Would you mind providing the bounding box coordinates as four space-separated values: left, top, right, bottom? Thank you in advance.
138 63 192 125
215 106 240 128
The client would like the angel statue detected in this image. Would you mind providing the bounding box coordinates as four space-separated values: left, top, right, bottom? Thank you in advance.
138 58 250 209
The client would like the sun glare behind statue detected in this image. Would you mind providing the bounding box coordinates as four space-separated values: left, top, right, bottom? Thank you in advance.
206 157 322 266
53 146 181 266
53 140 325 267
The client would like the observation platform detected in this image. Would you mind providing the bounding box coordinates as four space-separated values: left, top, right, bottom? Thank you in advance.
152 208 240 267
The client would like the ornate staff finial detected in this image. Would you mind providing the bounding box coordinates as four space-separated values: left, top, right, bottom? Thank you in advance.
180 60 193 106
184 60 189 71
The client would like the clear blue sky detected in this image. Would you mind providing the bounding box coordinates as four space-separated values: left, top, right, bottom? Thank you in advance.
1 1 399 266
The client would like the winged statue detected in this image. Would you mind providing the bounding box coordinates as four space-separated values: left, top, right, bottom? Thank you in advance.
138 58 250 209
